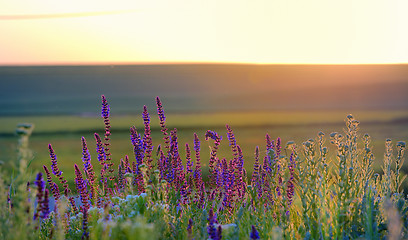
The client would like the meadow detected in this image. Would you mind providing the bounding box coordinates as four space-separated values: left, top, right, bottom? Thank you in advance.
1 65 408 239
1 95 408 239
1 110 408 188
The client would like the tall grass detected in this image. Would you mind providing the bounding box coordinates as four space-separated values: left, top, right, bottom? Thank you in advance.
0 95 407 239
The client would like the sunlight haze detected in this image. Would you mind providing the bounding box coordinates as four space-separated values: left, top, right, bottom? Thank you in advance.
1 0 407 65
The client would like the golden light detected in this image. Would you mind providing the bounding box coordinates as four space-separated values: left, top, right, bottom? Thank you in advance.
0 0 407 65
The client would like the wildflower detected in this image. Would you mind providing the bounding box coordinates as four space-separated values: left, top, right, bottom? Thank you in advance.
74 164 90 211
52 182 61 203
142 105 153 170
276 137 281 157
33 172 44 220
156 96 170 153
187 218 193 238
43 165 54 190
185 143 193 174
205 130 222 187
41 189 50 219
185 143 194 195
250 225 260 239
49 144 61 176
193 133 203 190
251 146 260 193
216 225 222 240
266 133 273 150
42 165 61 209
118 159 125 193
101 94 110 119
94 133 106 165
207 208 218 239
130 126 144 167
95 133 107 189
101 95 114 179
226 124 238 162
286 152 295 207
82 206 89 240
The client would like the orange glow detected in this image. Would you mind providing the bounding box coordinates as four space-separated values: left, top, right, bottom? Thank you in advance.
0 0 407 65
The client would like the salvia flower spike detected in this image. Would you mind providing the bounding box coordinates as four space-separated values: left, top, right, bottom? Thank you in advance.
101 95 114 180
250 225 260 239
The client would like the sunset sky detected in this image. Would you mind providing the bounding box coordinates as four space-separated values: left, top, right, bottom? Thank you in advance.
1 0 407 65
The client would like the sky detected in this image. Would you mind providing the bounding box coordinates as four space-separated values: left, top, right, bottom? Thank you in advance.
1 0 408 65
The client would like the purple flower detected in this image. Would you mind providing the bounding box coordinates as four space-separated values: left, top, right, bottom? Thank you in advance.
185 143 193 174
33 172 44 220
118 159 126 193
187 218 193 237
81 137 94 181
142 105 153 170
251 146 260 191
157 148 166 181
193 133 202 190
42 165 61 206
74 164 90 211
82 206 89 239
101 95 113 179
130 126 144 167
207 208 218 239
205 130 222 188
156 96 170 153
101 94 110 118
52 183 61 203
94 133 106 165
250 225 260 239
276 137 281 157
41 189 50 219
216 225 222 240
48 144 61 176
205 130 222 142
286 152 295 208
226 124 238 161
266 134 272 150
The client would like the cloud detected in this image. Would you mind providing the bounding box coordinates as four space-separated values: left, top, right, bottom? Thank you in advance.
0 9 138 20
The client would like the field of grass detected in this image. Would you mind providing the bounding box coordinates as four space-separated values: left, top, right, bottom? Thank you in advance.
1 110 408 188
1 96 408 239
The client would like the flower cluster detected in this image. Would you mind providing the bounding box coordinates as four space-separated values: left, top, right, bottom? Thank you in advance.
27 95 407 240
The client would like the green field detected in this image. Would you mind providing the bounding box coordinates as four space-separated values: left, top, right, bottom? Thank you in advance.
2 110 408 188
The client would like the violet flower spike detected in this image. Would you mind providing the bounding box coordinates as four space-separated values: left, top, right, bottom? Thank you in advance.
94 133 106 165
250 225 260 239
48 144 61 176
185 143 193 174
205 130 222 188
101 95 114 179
226 124 238 162
142 105 153 170
130 126 144 167
251 146 260 186
207 208 217 240
74 164 90 211
286 152 295 208
193 133 202 190
33 172 44 220
276 137 281 157
187 218 193 238
81 137 95 183
216 225 222 240
156 96 170 153
41 189 50 219
101 94 110 118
